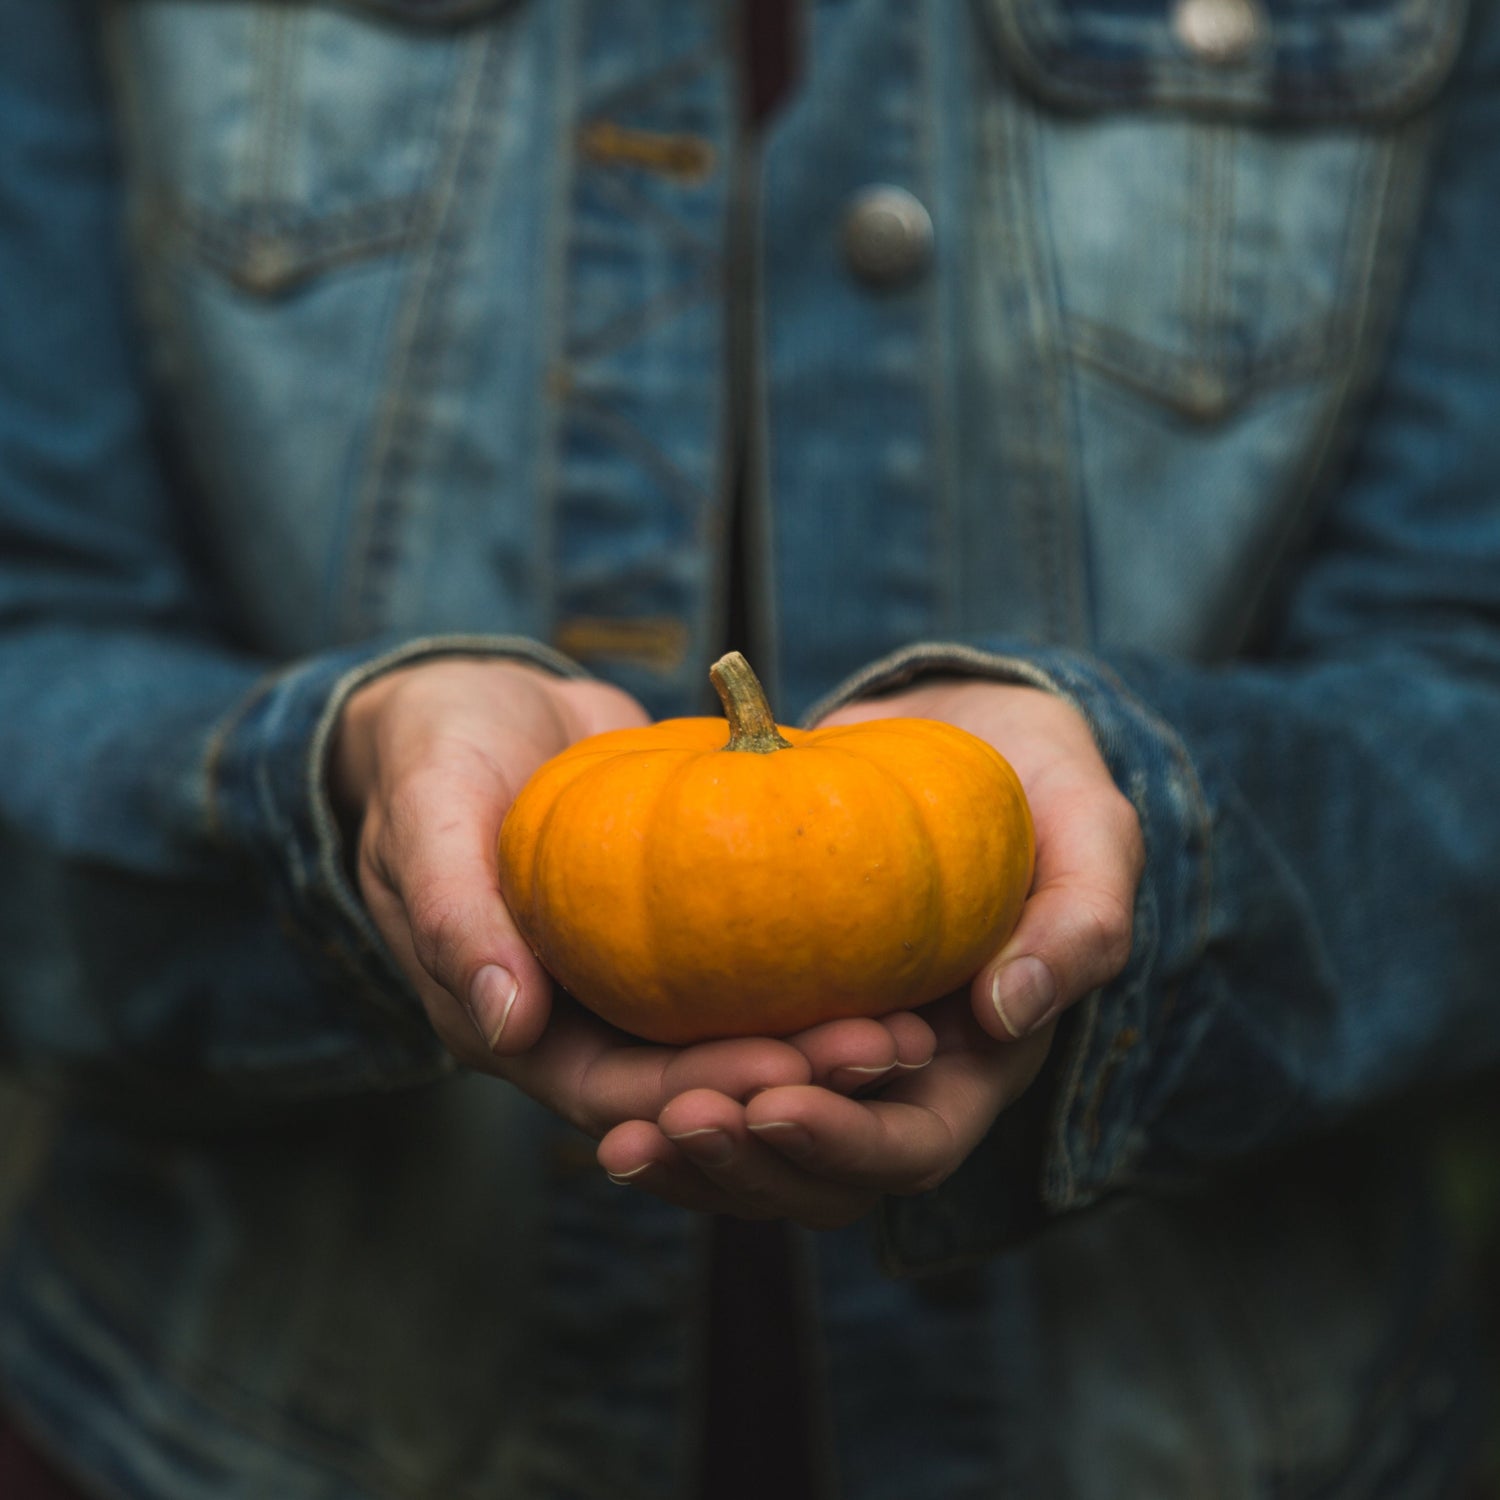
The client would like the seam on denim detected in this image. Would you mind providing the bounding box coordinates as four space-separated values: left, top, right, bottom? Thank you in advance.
697 97 739 692
533 3 580 657
1060 120 1401 423
576 142 722 254
1047 992 1100 1206
1064 318 1347 419
929 4 970 639
258 723 311 902
915 0 957 640
998 94 1089 645
576 36 718 122
1093 657 1215 966
984 0 1468 122
563 269 719 365
549 18 730 697
1202 122 1234 394
1333 135 1383 352
551 616 691 670
977 92 1041 636
562 390 711 518
577 119 717 183
337 30 502 637
245 7 280 206
200 669 281 851
732 71 776 700
699 3 738 700
799 641 1067 726
1186 120 1214 383
165 194 430 294
363 35 499 628
1222 125 1426 654
1078 1018 1143 1152
266 10 305 211
1212 137 1386 645
1007 101 1061 640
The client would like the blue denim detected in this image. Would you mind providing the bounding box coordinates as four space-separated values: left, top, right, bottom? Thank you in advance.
1 0 1497 1494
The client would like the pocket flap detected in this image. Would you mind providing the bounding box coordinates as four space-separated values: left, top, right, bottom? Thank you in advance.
977 0 1467 121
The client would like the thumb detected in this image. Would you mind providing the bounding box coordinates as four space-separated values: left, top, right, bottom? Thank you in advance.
361 759 554 1062
971 791 1143 1040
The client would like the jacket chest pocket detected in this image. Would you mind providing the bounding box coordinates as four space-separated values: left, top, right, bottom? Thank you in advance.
974 0 1466 420
108 0 520 296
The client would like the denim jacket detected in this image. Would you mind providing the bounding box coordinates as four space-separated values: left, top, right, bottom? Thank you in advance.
2 0 1499 1494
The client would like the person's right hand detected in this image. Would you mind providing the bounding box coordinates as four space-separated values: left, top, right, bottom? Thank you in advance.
327 657 937 1143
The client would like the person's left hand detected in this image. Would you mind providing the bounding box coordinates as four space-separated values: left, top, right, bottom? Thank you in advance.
595 677 1144 1227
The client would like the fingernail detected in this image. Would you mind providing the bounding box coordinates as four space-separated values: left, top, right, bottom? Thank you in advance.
665 1127 734 1167
990 956 1057 1038
607 1163 653 1186
746 1120 812 1151
832 1063 895 1096
465 964 519 1051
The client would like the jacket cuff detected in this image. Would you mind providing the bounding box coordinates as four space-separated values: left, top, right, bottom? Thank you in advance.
817 642 1212 1270
205 634 587 1059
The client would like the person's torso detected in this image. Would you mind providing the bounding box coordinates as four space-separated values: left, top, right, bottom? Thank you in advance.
1 1 1488 1495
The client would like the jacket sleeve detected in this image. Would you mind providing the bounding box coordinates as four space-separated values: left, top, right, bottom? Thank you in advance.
0 3 575 1113
824 0 1500 1267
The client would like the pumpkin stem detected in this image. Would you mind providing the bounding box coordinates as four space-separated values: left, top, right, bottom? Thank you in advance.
711 652 794 754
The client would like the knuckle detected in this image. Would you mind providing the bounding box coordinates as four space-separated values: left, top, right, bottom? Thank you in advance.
1105 787 1145 859
406 890 473 986
1080 888 1135 977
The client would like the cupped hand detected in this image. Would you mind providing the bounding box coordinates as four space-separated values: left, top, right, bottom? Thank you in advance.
597 998 1049 1228
824 676 1145 1044
329 658 648 1060
327 657 938 1141
597 676 1143 1226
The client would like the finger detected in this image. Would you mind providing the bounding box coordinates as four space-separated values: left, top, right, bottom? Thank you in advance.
788 1012 936 1094
651 1091 880 1229
745 1025 1053 1195
558 1032 814 1134
488 995 817 1136
360 868 548 1072
362 755 554 1056
549 677 654 738
595 1122 733 1212
976 784 1143 1040
598 1120 814 1220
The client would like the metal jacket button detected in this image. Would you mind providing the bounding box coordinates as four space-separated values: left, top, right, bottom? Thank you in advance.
842 185 934 289
1171 0 1264 65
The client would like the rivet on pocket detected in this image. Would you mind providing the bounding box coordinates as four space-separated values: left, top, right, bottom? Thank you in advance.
231 235 304 298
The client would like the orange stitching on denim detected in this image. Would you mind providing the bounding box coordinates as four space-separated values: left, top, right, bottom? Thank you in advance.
1082 1024 1141 1151
578 121 716 182
553 616 691 671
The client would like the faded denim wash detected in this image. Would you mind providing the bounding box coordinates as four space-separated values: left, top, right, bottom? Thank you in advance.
1 0 1498 1495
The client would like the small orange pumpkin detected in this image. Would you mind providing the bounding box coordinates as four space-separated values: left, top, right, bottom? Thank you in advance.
497 653 1035 1044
